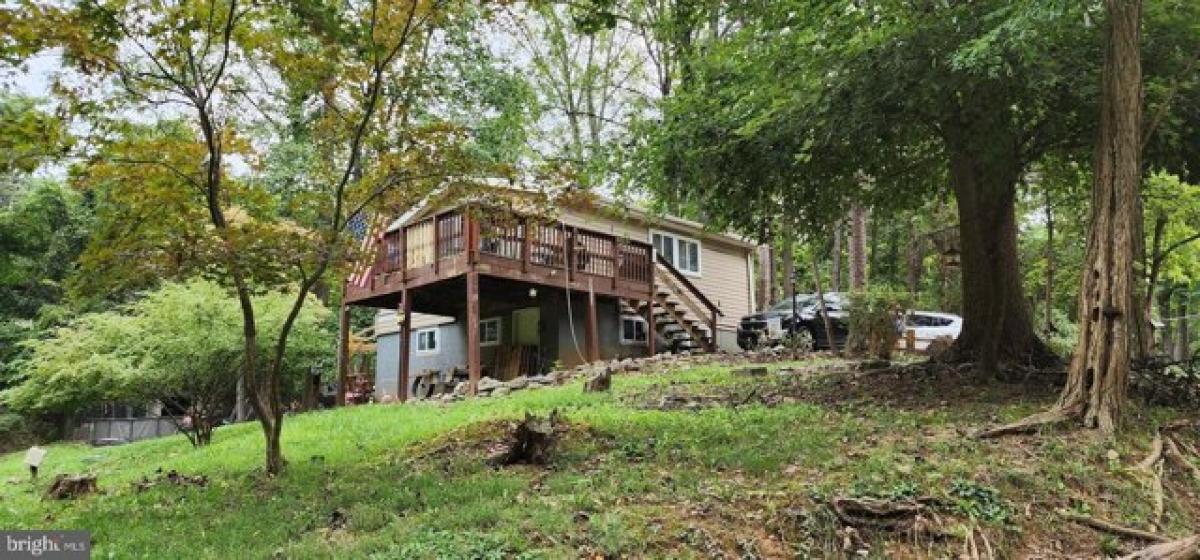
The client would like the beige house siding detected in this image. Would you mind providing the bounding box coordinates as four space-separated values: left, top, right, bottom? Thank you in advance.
558 208 755 335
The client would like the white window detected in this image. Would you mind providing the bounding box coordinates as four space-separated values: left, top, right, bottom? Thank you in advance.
480 317 502 347
650 230 701 276
620 317 649 345
415 328 438 354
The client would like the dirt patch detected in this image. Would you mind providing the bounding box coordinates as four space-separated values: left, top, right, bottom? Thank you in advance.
133 469 209 492
798 361 1065 413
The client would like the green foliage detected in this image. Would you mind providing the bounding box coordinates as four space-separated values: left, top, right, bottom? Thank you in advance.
0 179 91 318
1043 309 1080 358
847 289 911 360
948 479 1011 525
383 529 517 560
0 95 70 176
2 280 332 419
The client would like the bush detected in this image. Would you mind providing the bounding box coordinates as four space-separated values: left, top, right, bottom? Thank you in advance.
1043 309 1079 358
0 412 49 454
847 289 911 360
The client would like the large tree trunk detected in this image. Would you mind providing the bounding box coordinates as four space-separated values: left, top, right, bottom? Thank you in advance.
941 130 1054 369
1057 0 1142 432
849 204 868 290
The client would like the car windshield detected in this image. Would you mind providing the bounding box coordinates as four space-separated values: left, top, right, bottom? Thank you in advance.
770 295 815 312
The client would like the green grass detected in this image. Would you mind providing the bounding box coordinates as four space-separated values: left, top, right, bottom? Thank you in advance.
1 361 1195 558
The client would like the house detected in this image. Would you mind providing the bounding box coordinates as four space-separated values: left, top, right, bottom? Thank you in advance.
340 187 759 402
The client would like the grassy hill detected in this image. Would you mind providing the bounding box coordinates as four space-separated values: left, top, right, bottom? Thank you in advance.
1 359 1196 558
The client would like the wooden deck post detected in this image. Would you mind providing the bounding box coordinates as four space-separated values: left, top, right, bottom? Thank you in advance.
399 226 407 282
466 210 480 265
399 290 412 403
586 279 600 363
709 311 719 353
335 302 350 407
466 271 481 395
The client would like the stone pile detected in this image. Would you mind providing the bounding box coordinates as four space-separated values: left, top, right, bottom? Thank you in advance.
432 348 784 403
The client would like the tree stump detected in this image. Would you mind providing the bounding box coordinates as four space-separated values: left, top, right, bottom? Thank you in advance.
583 367 612 393
489 411 561 466
46 474 98 500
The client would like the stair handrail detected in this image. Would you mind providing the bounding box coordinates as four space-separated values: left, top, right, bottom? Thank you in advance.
654 253 723 318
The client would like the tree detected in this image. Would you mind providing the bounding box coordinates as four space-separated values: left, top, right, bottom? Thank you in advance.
2 280 331 446
24 0 496 473
635 0 1116 371
1057 0 1145 432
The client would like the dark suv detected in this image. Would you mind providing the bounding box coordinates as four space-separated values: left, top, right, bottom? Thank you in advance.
737 293 849 350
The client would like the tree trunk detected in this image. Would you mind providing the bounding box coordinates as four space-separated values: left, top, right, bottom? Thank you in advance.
831 224 843 292
906 222 923 296
811 253 839 355
1044 188 1056 333
849 204 868 291
781 228 796 304
757 244 774 310
941 135 1053 369
1057 0 1142 432
1157 286 1173 356
1175 295 1189 362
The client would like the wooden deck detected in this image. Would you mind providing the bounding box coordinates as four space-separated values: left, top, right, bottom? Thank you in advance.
338 206 658 404
344 208 656 305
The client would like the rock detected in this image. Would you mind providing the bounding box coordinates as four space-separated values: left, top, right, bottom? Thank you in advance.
733 366 769 377
492 387 511 397
477 377 503 392
504 376 529 390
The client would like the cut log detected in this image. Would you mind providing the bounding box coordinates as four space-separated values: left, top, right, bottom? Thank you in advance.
46 474 98 500
488 411 561 466
1119 535 1200 560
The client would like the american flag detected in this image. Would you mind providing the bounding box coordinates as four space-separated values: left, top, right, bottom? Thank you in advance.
346 212 389 288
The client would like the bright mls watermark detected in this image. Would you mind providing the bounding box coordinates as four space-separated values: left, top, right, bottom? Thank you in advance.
1 531 89 559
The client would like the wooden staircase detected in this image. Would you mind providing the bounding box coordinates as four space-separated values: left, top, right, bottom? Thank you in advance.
622 254 722 353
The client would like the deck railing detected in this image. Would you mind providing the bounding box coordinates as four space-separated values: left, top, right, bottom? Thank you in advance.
377 209 653 287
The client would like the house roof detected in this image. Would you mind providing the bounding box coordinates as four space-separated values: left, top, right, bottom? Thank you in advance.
385 180 758 250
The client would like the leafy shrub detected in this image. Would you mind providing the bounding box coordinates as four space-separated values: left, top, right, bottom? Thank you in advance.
1043 309 1079 358
847 289 911 360
0 412 48 453
948 479 1011 525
